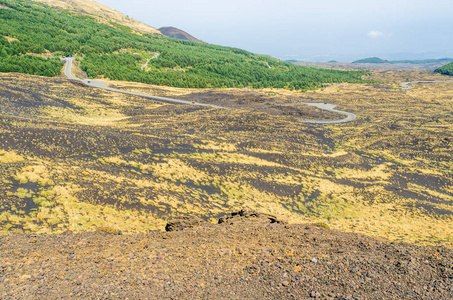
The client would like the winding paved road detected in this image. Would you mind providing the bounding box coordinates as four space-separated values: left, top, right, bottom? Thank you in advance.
61 57 359 123
62 57 223 108
401 80 453 90
300 103 357 124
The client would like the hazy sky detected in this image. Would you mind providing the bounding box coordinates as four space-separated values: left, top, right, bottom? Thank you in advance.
96 0 453 62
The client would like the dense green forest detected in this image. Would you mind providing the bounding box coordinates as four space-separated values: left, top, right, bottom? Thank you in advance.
434 62 453 76
0 40 63 76
0 0 368 90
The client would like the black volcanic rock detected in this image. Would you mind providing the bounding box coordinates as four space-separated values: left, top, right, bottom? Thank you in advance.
165 216 204 231
218 209 286 225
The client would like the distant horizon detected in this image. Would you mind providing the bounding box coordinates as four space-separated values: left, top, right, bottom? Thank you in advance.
96 0 453 63
282 52 453 63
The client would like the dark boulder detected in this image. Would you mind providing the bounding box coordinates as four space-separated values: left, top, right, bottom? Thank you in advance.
165 216 204 232
218 209 286 225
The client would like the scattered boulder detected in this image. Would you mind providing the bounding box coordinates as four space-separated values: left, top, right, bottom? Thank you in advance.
166 210 286 231
165 216 204 232
218 209 286 225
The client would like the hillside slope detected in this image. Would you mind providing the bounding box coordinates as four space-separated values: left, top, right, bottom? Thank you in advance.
0 0 368 90
33 0 161 35
159 26 203 43
435 61 453 76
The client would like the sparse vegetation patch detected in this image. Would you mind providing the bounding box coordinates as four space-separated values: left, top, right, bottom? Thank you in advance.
0 69 452 247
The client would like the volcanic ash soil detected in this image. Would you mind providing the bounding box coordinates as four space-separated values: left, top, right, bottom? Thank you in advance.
0 211 452 299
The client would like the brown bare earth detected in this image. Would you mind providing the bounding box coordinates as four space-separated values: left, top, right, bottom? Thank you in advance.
1 212 452 299
33 0 161 35
0 68 452 249
3 36 17 42
158 26 203 43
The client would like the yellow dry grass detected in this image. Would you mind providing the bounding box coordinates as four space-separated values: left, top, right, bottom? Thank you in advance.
12 162 59 188
0 70 452 248
44 106 130 126
183 152 282 168
192 141 238 152
34 0 161 35
0 150 23 163
334 163 392 180
152 158 208 182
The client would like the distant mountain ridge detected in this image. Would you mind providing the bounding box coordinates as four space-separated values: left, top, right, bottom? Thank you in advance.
353 56 453 65
352 57 389 64
158 27 203 43
392 58 453 64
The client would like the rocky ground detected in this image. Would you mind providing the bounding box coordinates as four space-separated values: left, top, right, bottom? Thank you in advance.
1 71 452 245
1 211 452 299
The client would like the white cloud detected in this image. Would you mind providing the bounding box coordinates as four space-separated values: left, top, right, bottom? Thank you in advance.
367 31 384 38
